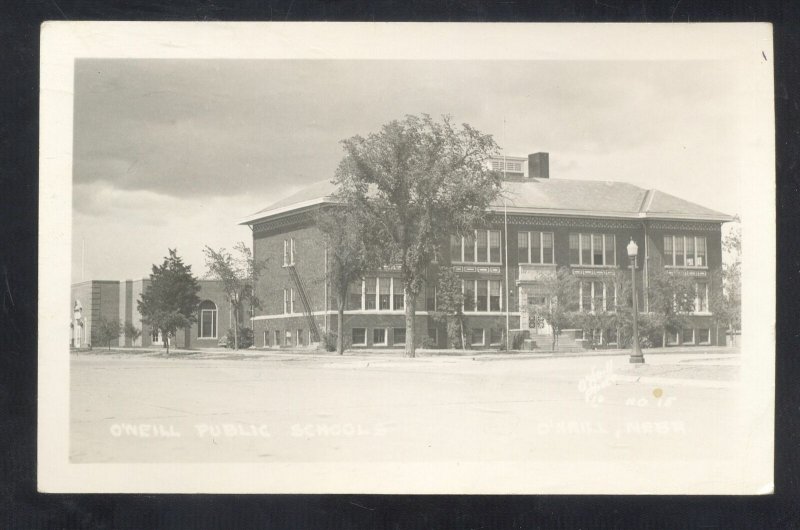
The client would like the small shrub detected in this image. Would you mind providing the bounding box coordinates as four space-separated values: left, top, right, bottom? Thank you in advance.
225 327 254 349
322 330 338 352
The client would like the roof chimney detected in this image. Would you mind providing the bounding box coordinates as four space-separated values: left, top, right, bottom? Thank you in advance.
528 152 549 179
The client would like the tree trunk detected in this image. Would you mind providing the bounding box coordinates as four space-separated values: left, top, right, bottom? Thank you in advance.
404 287 417 358
337 298 345 355
165 332 170 355
233 306 239 350
460 317 466 351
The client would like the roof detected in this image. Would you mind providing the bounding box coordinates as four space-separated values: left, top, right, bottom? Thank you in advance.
241 177 733 225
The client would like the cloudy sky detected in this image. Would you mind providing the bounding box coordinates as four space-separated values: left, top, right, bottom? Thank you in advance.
72 58 751 283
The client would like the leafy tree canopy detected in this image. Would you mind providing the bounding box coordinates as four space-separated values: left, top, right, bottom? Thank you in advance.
138 249 201 353
333 114 502 356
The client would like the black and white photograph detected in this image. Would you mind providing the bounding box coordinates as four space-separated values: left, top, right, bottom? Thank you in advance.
38 22 775 494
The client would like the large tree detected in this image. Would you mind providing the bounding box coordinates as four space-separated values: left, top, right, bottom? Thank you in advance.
203 242 266 350
316 205 379 355
137 249 201 354
333 114 502 357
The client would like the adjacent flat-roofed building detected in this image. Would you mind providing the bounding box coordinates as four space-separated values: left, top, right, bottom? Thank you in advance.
241 152 734 350
70 279 231 349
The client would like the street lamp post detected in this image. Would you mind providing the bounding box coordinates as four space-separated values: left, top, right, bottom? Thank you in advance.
627 238 645 364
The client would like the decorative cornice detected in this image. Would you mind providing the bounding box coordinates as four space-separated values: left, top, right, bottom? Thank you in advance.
252 212 314 234
504 215 639 229
647 220 722 232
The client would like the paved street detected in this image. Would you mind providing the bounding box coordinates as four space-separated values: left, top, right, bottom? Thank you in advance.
70 348 743 464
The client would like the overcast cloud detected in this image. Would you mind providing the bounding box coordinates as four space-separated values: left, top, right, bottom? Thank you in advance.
72 59 749 283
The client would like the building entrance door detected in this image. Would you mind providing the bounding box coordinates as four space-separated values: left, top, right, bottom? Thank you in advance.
520 284 552 336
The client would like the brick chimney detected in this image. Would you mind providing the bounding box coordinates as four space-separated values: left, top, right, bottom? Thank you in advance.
528 152 549 179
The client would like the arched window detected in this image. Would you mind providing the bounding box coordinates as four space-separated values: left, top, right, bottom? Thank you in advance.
199 300 217 339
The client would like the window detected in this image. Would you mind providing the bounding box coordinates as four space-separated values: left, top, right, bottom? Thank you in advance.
476 280 488 311
682 328 695 345
664 236 673 265
518 231 554 264
464 234 475 262
490 328 503 346
570 233 616 266
666 331 679 345
379 277 391 310
518 232 529 263
695 281 709 312
489 231 501 262
352 277 405 311
283 238 296 266
373 328 387 345
592 234 603 265
579 281 615 312
462 279 503 312
290 288 295 314
274 330 281 346
297 329 304 346
452 230 502 263
263 331 269 347
393 327 406 345
365 278 377 310
285 330 293 347
604 234 615 266
685 237 695 266
696 238 706 267
697 328 710 344
663 236 708 268
581 234 591 265
352 328 366 346
569 233 580 265
426 282 436 311
393 279 405 311
675 236 684 266
463 280 475 312
471 328 485 347
542 233 554 264
476 230 488 262
283 289 290 314
349 281 363 310
489 280 502 311
199 300 217 338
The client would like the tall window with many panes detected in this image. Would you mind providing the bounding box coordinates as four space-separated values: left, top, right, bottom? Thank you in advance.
664 235 707 267
451 229 502 264
517 231 554 264
569 233 616 266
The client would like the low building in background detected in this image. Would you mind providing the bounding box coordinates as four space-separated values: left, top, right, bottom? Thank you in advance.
70 279 230 349
240 152 734 350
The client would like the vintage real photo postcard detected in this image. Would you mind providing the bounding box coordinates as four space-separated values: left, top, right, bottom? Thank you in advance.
38 22 774 494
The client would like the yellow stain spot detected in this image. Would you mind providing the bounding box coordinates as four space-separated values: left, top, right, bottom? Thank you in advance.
653 388 663 398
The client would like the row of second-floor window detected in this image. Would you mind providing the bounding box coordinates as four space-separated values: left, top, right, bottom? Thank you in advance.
664 235 707 268
518 231 554 264
282 238 296 267
348 277 406 311
569 233 616 267
450 229 502 264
